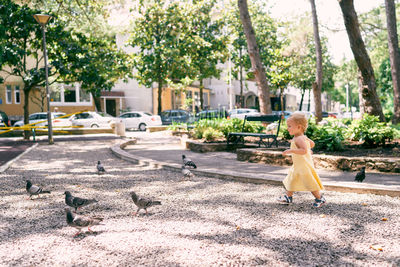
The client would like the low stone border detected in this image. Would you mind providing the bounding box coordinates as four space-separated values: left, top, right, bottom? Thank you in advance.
184 139 229 153
146 126 169 132
181 138 400 173
237 148 400 173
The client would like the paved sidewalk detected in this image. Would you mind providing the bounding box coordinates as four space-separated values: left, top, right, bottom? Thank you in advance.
113 131 400 197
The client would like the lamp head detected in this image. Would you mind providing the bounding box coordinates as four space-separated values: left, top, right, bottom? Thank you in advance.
33 14 52 26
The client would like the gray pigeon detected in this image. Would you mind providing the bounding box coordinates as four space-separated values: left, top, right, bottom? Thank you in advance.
65 208 103 237
64 191 98 212
355 166 366 182
26 180 51 199
97 161 106 174
130 191 161 216
181 165 194 181
182 155 197 169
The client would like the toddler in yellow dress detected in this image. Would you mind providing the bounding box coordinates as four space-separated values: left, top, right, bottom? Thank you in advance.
277 111 326 208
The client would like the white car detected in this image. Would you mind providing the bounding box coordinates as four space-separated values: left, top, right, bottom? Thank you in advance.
118 111 162 131
13 112 71 128
228 108 260 119
70 111 115 128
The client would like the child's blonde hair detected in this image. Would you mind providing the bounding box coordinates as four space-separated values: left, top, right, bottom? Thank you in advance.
288 111 308 133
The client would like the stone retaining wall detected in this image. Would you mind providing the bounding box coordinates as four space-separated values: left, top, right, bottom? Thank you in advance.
237 148 400 173
185 140 229 153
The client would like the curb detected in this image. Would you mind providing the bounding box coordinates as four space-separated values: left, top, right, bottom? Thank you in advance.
111 140 400 197
0 143 39 173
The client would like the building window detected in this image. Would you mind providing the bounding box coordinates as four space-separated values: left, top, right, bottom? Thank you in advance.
64 86 76 102
14 86 20 104
50 84 62 102
79 88 90 102
203 92 209 107
6 85 12 104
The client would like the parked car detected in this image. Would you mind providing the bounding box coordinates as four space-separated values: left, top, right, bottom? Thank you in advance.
228 108 259 119
160 109 193 125
13 112 70 128
328 112 338 118
0 110 11 127
272 110 292 120
118 111 162 131
70 111 115 128
196 109 229 121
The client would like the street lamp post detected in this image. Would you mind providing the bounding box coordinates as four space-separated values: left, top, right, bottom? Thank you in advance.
33 14 53 144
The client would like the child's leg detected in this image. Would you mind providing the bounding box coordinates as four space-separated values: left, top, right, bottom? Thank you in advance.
311 190 321 199
286 191 294 197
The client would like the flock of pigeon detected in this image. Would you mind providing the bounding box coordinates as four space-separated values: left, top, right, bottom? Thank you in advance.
24 155 198 237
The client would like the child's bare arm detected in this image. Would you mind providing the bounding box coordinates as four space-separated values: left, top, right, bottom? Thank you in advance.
282 137 308 155
307 137 315 148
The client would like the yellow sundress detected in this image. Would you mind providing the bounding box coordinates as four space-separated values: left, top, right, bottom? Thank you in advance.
283 139 324 192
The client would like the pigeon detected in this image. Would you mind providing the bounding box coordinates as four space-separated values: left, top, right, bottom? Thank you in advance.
97 161 106 174
355 166 366 182
65 208 103 237
181 165 194 181
25 180 51 199
182 155 197 169
64 191 98 212
130 191 161 216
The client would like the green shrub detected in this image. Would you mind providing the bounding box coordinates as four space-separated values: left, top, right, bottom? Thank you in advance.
384 109 393 123
281 118 345 151
191 118 265 139
346 114 395 147
392 124 400 138
280 118 318 141
167 122 187 131
203 127 224 142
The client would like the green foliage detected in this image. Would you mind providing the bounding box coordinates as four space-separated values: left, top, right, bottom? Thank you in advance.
309 119 345 152
391 124 400 138
376 57 395 111
332 59 359 109
281 118 345 151
284 16 336 96
187 1 228 82
129 0 228 113
224 0 283 93
346 114 395 147
1 0 132 122
128 1 191 87
167 122 188 131
191 118 265 139
203 127 224 142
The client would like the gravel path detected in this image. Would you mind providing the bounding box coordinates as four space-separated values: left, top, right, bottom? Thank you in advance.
0 138 399 266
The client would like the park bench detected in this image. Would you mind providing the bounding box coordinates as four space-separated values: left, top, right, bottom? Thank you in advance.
227 114 282 148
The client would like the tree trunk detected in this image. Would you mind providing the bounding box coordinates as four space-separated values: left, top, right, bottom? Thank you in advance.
239 48 244 108
312 82 321 116
157 80 162 115
299 88 305 111
91 91 102 112
357 70 365 116
23 87 31 140
339 0 385 121
238 0 272 115
199 79 204 111
348 83 353 119
384 0 400 124
307 88 311 112
310 0 323 123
